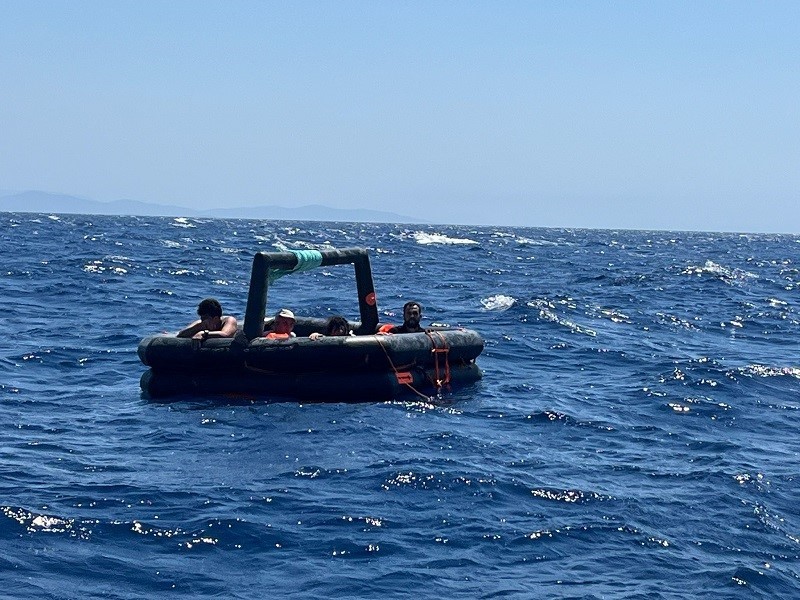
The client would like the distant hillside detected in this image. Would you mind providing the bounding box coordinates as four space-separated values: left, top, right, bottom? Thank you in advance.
0 190 421 224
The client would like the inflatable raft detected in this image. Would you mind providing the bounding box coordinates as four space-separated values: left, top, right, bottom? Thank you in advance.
139 248 484 402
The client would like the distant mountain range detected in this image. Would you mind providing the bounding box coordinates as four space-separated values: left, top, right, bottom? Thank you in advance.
0 190 422 224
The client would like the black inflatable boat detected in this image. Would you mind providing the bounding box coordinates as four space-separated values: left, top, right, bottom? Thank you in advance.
139 248 484 401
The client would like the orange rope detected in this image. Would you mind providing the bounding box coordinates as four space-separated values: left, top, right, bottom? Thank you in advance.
375 335 432 401
243 336 440 402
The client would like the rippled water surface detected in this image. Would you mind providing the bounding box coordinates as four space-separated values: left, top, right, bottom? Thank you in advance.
1 214 799 598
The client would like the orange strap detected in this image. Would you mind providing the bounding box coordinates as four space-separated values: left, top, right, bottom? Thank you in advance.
425 331 451 388
377 323 395 334
395 372 414 385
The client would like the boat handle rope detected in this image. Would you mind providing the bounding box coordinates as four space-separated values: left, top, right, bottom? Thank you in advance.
425 330 451 388
375 336 432 401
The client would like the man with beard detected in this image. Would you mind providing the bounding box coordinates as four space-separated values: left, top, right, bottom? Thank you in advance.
378 301 424 334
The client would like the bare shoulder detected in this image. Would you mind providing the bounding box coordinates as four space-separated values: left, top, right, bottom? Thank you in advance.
220 315 239 335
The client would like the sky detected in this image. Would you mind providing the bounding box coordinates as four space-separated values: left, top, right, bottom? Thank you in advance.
1 1 798 232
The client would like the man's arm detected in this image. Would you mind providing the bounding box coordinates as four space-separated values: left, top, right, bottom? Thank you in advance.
177 319 203 338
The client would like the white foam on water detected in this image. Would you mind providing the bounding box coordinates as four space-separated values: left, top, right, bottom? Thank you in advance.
273 240 336 251
681 260 757 284
527 298 597 336
481 295 516 310
411 231 479 245
737 364 800 378
170 217 195 228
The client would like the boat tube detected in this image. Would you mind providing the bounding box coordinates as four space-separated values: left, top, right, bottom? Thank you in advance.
139 248 484 401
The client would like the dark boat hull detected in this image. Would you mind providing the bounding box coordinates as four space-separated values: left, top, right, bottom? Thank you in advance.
138 328 484 402
141 362 482 402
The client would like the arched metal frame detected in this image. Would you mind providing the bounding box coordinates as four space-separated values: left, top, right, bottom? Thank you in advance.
242 247 378 340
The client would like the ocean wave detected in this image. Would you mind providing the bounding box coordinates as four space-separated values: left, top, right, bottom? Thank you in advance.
170 217 196 228
681 260 758 285
272 239 337 251
82 260 129 275
515 235 561 246
522 524 670 550
489 231 554 246
735 364 800 379
655 312 700 330
524 411 616 431
587 305 632 324
409 231 479 245
527 298 597 336
529 488 612 504
1 505 87 538
481 295 516 310
381 470 496 492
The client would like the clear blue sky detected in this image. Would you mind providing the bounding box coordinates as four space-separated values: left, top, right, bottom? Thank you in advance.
1 1 798 232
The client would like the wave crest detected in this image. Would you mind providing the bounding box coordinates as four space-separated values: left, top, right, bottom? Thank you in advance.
481 295 516 310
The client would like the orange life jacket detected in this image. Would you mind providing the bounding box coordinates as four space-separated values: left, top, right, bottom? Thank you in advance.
265 332 290 340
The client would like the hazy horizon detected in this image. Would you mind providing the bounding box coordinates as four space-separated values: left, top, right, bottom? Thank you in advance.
2 2 798 233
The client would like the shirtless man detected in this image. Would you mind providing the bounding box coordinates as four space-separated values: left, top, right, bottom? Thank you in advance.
177 298 238 340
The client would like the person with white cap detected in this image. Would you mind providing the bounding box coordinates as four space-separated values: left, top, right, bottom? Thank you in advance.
264 308 296 339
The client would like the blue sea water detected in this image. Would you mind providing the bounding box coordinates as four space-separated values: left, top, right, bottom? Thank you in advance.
1 213 799 599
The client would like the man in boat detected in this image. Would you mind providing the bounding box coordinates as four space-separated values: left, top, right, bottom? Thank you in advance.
378 301 424 334
177 298 239 340
264 308 297 339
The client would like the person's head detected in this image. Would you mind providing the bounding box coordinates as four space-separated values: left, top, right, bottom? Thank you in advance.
325 316 350 336
273 308 296 334
402 301 422 329
197 298 223 326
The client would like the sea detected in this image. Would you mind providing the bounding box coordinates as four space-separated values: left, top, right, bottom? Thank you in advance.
1 213 798 599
